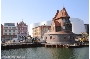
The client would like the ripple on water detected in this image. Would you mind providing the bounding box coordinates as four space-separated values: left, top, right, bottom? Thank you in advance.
1 47 89 59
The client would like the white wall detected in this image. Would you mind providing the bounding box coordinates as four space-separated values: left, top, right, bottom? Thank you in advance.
70 18 86 34
29 23 39 37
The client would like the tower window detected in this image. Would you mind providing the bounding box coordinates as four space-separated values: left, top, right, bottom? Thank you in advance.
64 37 66 39
50 36 52 39
63 26 65 29
46 37 47 39
68 36 72 39
63 18 65 22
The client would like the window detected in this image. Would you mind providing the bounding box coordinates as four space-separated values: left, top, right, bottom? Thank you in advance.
50 36 52 39
12 27 16 29
4 33 7 35
4 27 8 29
46 37 47 39
5 30 7 32
18 28 20 30
9 33 11 35
66 18 69 23
64 37 66 39
9 27 11 29
25 32 27 34
13 30 15 32
53 38 55 39
24 27 27 30
19 27 21 30
48 28 49 30
63 26 65 29
68 36 72 39
68 36 70 39
56 26 61 32
13 33 15 35
63 18 65 22
19 32 20 34
9 30 11 32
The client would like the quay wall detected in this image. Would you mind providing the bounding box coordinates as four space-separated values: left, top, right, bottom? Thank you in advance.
45 34 76 44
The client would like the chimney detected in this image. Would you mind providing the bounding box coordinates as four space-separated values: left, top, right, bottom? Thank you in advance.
17 23 18 25
57 10 59 13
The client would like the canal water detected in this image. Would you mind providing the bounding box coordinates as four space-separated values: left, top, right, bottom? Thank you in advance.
1 47 89 59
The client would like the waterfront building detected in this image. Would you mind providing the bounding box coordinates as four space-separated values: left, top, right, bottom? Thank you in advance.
84 24 89 34
3 23 18 40
44 7 76 44
30 21 52 37
32 25 51 38
30 18 86 37
17 20 28 39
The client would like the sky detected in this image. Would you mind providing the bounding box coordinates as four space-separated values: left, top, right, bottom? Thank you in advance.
1 0 89 31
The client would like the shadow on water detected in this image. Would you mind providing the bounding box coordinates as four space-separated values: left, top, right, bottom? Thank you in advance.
1 47 89 59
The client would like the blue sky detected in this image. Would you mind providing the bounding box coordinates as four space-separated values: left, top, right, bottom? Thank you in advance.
1 0 89 31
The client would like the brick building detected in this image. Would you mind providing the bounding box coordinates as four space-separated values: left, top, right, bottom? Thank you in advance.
17 20 28 39
44 7 76 44
32 25 51 39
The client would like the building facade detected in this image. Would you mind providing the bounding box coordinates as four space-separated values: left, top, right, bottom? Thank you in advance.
3 23 18 40
17 20 28 39
44 7 76 44
30 18 86 37
32 25 51 38
1 24 4 38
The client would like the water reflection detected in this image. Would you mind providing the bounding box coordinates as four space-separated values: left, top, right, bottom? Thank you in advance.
1 47 89 59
